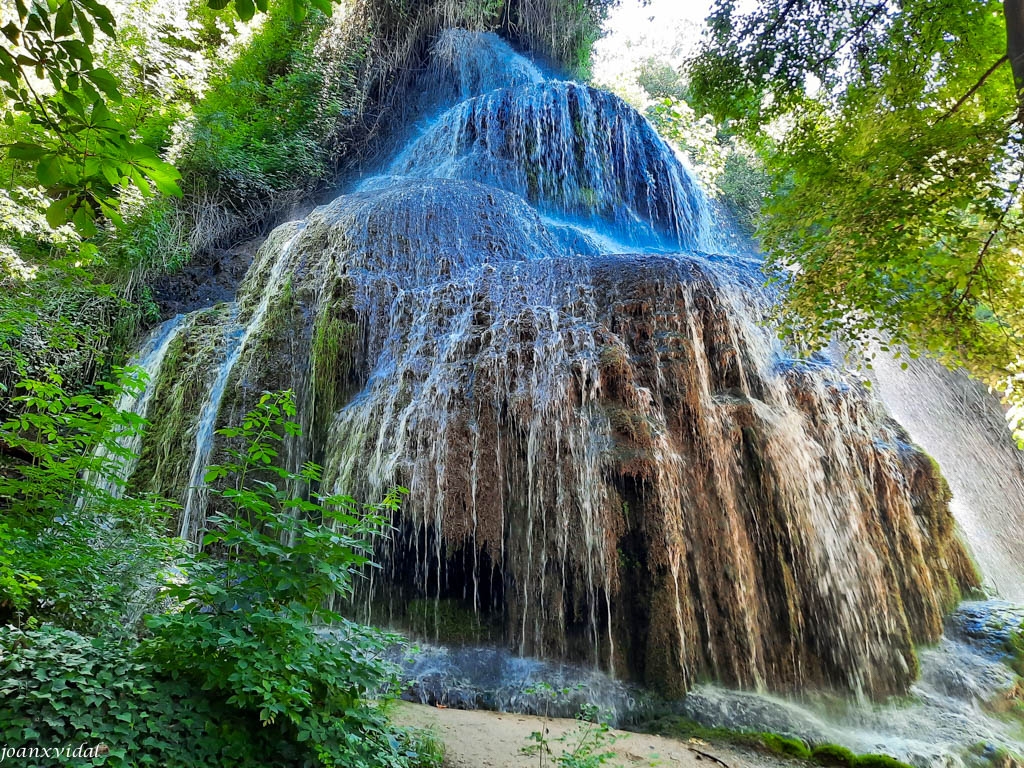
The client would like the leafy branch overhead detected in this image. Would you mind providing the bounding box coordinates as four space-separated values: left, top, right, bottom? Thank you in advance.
687 0 1024 436
0 0 338 240
1 0 181 239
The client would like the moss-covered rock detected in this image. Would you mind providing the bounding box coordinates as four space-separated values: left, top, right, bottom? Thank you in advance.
851 754 914 768
812 744 858 767
762 733 812 760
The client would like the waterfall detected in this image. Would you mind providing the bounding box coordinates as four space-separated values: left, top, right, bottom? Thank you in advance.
388 80 717 252
115 27 1023 766
81 315 185 503
178 224 305 542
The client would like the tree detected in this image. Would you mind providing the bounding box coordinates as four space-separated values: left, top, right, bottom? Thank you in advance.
688 0 1024 436
0 0 337 241
0 0 183 240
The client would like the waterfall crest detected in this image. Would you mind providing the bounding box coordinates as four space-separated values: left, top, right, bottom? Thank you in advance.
388 80 716 251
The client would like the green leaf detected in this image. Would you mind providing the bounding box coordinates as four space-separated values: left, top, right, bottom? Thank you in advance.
74 8 94 43
8 141 46 161
86 68 121 102
99 161 120 187
2 22 20 44
36 154 61 186
79 0 115 36
128 166 152 197
54 1 74 36
60 39 92 64
45 195 74 228
234 0 255 22
284 0 307 21
72 204 97 237
134 156 182 197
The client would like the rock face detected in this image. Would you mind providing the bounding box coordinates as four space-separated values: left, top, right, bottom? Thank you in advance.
133 30 977 700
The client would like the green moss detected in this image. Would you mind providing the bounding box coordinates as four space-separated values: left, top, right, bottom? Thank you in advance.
852 754 914 768
636 716 915 768
598 344 628 370
311 287 360 422
1005 623 1024 677
604 404 653 443
812 744 857 767
130 306 232 503
762 733 812 760
634 716 764 751
313 318 357 405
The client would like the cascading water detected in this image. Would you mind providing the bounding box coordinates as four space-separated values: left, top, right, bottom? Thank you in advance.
177 224 305 542
391 600 1024 764
82 315 185 503
114 28 1023 767
387 80 716 251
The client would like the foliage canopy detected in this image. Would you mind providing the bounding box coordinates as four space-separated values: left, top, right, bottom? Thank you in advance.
688 0 1024 434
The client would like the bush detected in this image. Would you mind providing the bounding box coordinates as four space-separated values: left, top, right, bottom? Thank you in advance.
142 390 433 768
0 625 293 767
718 150 771 235
0 381 439 767
0 372 176 630
181 11 356 205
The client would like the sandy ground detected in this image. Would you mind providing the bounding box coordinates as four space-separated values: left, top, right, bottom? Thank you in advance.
395 701 774 768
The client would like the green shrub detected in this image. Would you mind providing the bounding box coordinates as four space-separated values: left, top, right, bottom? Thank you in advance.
522 701 620 768
143 390 434 768
0 625 294 768
182 11 355 205
0 371 176 630
813 743 858 767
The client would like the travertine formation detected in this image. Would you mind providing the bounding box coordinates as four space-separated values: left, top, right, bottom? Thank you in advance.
131 30 977 700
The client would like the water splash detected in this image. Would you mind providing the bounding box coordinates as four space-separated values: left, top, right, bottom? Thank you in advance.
394 642 649 725
679 601 1024 768
868 353 1024 603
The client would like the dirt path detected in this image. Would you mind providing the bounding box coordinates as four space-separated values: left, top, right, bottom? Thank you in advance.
395 702 775 768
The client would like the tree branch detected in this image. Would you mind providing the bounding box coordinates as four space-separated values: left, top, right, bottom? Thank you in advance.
809 2 888 73
938 54 1008 120
761 0 804 41
688 746 732 768
947 165 1024 319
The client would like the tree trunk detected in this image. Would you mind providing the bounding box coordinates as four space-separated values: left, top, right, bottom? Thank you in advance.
1007 0 1024 117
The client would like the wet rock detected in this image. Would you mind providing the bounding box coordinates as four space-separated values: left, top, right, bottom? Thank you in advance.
151 238 260 317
